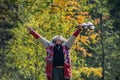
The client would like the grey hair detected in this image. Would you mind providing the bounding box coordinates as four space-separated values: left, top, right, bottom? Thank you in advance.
51 35 67 43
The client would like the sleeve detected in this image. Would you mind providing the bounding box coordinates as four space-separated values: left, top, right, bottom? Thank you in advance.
29 30 50 48
66 29 80 48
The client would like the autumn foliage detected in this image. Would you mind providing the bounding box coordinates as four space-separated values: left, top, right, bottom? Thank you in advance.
2 0 119 80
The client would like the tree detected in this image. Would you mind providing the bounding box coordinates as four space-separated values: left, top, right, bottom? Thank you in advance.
1 0 119 80
0 0 18 79
89 0 120 80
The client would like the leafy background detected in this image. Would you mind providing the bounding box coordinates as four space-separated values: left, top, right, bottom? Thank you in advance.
0 0 120 80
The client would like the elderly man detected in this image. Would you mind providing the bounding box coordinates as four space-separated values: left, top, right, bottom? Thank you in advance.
27 24 83 80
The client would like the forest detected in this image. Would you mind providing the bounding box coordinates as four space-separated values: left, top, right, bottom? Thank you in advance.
0 0 120 80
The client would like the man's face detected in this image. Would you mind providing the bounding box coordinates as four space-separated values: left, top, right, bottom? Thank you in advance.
55 39 62 44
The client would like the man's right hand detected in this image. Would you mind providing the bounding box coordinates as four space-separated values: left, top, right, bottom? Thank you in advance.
26 26 34 31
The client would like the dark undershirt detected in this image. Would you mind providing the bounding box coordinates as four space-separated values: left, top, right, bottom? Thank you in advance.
53 44 64 66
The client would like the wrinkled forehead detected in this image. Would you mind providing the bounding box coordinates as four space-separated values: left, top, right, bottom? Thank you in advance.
53 35 62 39
52 35 64 42
52 35 67 43
55 36 62 39
54 37 62 41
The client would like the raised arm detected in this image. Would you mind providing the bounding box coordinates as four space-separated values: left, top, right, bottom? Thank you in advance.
66 25 82 48
27 27 50 48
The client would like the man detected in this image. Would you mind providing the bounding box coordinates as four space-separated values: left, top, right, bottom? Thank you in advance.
27 25 83 80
